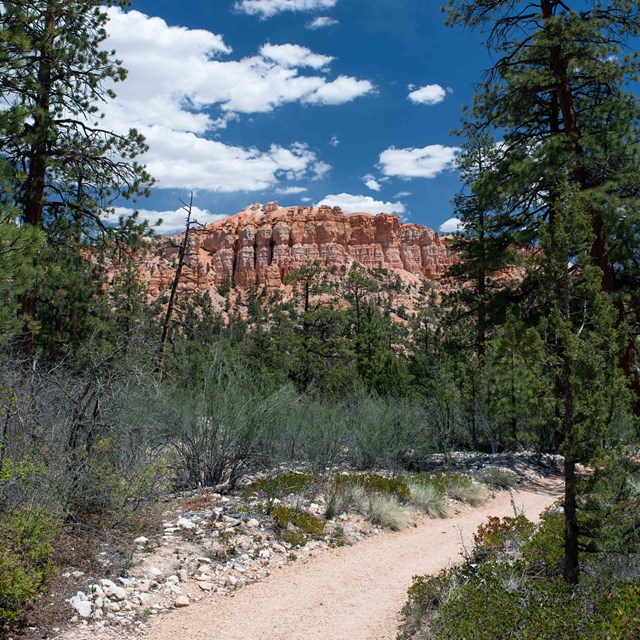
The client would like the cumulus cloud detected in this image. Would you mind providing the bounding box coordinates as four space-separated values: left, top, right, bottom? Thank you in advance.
317 193 405 215
142 132 328 192
306 16 339 29
101 8 375 193
330 135 340 147
379 145 459 179
105 9 372 119
304 75 374 106
277 186 308 194
363 175 382 192
312 161 332 179
236 0 338 19
408 84 447 105
260 43 333 69
439 217 464 234
109 206 227 234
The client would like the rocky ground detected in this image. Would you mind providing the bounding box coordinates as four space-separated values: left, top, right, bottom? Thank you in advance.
8 452 563 640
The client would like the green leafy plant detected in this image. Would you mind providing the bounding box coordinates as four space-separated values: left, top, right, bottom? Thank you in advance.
0 508 58 624
243 472 314 500
269 504 324 539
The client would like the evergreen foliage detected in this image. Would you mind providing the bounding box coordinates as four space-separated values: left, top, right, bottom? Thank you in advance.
446 0 640 582
0 0 153 353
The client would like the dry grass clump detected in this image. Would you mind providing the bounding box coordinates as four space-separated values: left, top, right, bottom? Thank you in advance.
326 485 412 531
366 493 412 530
408 483 449 519
446 478 489 507
476 467 519 490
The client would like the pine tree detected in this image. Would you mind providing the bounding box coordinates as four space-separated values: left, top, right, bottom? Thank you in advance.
447 0 640 583
0 161 43 339
0 0 152 353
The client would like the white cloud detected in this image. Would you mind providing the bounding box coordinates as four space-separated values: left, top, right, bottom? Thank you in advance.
101 8 375 193
260 43 333 69
277 186 308 194
105 9 372 119
439 217 464 234
306 16 339 29
312 161 332 179
317 193 405 215
142 131 328 192
304 75 374 106
330 135 340 147
363 175 381 192
379 145 459 179
394 191 412 198
301 197 312 202
236 0 338 19
408 84 447 105
110 206 227 234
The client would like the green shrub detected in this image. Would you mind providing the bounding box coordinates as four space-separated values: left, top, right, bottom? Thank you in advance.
0 508 58 624
522 509 565 577
398 508 640 640
400 572 458 639
472 514 535 562
243 472 314 500
434 568 521 640
476 467 519 490
269 504 324 539
334 473 410 501
598 583 640 639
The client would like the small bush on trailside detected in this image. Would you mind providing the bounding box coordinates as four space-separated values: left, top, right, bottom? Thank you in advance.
475 467 519 490
268 504 324 547
0 508 59 625
242 472 315 500
471 514 536 563
0 460 59 626
521 508 565 576
333 473 410 501
397 510 640 640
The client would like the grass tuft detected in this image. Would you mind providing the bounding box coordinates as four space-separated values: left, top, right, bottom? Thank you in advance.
408 482 449 519
446 478 489 506
366 493 412 531
476 467 519 490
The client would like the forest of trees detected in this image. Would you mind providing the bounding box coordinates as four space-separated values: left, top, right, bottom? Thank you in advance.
0 0 638 634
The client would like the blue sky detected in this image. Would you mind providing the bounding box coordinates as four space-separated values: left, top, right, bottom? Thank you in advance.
104 0 492 233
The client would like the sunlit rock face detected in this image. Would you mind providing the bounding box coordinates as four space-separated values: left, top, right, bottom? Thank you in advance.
136 202 456 299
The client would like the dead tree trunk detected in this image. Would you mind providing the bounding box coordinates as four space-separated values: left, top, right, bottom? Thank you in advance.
156 194 194 382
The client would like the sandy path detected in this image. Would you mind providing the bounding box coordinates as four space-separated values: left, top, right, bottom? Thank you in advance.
140 478 562 640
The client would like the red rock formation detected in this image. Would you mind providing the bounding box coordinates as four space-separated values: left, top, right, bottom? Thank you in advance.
138 202 456 301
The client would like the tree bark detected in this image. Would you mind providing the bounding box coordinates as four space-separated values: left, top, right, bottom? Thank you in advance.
19 4 57 354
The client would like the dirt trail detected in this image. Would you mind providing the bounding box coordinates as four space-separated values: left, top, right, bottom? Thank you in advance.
139 478 562 640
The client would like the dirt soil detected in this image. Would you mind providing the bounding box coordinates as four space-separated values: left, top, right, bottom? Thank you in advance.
136 476 562 640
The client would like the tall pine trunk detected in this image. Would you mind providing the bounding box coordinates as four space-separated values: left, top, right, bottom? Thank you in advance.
20 4 56 354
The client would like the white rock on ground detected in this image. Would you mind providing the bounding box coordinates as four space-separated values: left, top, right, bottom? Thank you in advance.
69 593 92 618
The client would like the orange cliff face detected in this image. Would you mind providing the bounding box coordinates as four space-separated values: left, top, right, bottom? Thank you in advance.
135 202 457 300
